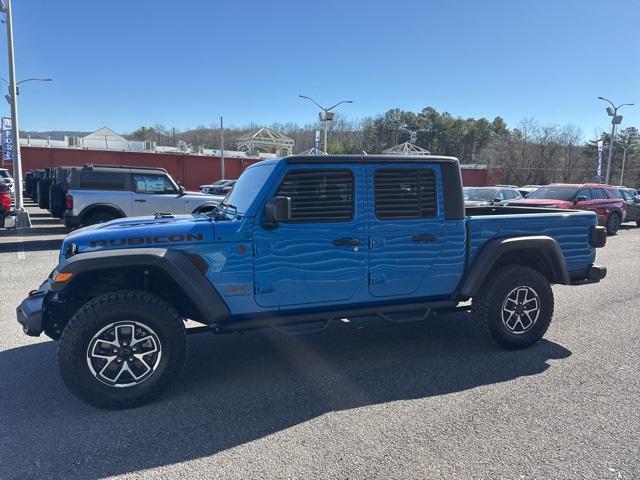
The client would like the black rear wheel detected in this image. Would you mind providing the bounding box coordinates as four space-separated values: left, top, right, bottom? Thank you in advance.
58 290 187 409
84 210 117 226
472 265 554 350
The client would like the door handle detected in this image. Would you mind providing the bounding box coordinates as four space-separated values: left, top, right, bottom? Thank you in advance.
411 233 437 243
333 237 361 247
134 199 147 203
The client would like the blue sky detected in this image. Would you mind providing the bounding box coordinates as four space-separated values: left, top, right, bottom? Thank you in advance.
4 0 639 137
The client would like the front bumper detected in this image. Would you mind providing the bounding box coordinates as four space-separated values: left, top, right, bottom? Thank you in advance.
16 282 50 337
569 265 607 286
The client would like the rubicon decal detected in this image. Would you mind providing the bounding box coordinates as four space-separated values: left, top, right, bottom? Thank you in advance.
90 233 204 248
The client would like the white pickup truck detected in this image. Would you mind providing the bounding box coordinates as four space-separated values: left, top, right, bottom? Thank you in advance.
63 165 225 227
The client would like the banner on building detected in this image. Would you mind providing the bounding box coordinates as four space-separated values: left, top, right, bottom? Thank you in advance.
1 117 12 165
595 139 603 182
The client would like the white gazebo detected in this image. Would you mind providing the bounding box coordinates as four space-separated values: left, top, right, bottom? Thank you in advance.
382 141 431 155
236 127 294 157
297 147 327 155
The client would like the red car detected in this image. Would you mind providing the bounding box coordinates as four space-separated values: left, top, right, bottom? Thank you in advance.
507 183 626 235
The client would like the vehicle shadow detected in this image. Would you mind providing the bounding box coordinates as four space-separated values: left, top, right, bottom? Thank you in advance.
0 238 63 252
0 313 571 479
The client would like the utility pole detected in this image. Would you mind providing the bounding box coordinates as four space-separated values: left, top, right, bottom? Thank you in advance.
598 96 634 185
220 116 225 180
2 0 30 227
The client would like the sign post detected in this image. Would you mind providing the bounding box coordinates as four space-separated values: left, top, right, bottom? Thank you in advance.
313 130 320 155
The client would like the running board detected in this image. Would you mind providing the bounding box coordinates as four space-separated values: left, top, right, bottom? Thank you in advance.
271 320 331 336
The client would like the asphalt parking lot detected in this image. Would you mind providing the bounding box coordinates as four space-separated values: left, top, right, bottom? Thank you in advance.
1 201 638 480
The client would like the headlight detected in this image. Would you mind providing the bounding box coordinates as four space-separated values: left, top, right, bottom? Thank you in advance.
64 242 78 258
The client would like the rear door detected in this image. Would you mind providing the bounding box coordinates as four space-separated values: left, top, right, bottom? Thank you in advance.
590 187 611 223
253 165 366 307
366 163 465 299
131 173 183 216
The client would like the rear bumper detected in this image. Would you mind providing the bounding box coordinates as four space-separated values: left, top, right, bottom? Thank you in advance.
16 283 50 336
569 265 607 285
63 212 82 228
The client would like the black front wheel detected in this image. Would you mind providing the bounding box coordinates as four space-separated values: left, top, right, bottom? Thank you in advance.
472 265 554 350
606 212 621 235
58 290 187 409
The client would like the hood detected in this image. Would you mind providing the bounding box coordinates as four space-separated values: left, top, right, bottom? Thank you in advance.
506 198 573 208
61 214 214 261
465 200 492 207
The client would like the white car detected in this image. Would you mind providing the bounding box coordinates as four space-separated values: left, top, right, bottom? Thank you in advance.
199 179 236 195
63 165 225 227
0 168 14 193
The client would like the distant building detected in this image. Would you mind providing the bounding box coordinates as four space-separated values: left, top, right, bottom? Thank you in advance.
20 126 279 160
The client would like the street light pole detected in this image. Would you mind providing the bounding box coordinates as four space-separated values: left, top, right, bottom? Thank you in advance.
1 0 30 227
597 96 634 185
298 95 353 153
619 143 631 186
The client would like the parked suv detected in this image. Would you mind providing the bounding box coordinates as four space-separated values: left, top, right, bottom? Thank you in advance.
507 183 626 235
464 186 522 207
619 187 640 226
64 165 224 227
48 166 76 219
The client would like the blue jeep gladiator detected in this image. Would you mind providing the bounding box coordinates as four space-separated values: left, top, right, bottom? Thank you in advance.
17 155 608 409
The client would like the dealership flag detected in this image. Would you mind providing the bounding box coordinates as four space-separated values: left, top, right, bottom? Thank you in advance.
313 130 320 155
1 117 12 165
596 139 603 181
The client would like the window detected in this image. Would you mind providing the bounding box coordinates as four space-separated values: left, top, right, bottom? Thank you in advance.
607 188 622 199
576 188 592 200
78 171 126 190
374 169 437 220
621 189 635 201
591 188 607 200
133 174 177 194
275 169 354 222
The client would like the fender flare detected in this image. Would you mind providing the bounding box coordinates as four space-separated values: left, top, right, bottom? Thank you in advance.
53 248 230 324
458 235 570 298
79 203 127 221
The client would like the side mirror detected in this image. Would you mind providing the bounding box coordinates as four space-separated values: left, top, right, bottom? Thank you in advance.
178 185 185 196
263 196 291 229
575 195 588 203
492 198 502 204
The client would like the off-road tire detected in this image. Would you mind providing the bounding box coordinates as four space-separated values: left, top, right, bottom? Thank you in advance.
471 265 554 350
58 290 187 409
84 210 117 226
605 212 621 235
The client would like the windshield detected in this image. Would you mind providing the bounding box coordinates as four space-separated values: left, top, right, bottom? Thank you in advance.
464 187 497 201
527 186 578 200
0 170 9 178
221 163 277 215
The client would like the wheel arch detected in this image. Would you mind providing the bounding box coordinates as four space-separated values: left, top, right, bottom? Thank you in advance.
46 249 229 337
458 236 570 298
79 203 126 223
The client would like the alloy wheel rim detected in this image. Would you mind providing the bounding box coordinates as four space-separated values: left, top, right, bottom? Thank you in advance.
86 321 162 388
501 286 540 335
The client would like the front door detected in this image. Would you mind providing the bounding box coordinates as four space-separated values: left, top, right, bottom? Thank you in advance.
253 165 366 308
131 173 183 216
366 164 465 299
